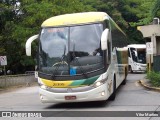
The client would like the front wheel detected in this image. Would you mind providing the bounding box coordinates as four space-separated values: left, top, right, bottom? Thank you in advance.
108 76 116 101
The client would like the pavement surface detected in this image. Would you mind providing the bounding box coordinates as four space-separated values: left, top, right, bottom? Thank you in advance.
0 73 160 120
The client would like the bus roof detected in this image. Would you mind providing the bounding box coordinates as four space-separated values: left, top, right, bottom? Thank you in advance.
41 12 109 27
127 44 146 49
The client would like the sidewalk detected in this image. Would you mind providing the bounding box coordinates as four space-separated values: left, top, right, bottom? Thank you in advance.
0 82 38 94
138 79 160 92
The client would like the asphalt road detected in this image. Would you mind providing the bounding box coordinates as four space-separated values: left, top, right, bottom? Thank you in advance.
0 73 160 120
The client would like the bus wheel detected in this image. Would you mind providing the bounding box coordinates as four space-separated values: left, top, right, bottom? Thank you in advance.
109 76 116 101
129 65 133 73
122 68 127 85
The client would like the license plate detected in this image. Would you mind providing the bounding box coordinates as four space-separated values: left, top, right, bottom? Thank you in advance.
65 96 76 100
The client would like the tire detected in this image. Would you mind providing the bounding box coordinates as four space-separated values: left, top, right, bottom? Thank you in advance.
108 76 116 101
122 68 127 85
129 65 133 73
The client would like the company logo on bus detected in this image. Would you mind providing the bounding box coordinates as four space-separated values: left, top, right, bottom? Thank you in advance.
67 88 73 93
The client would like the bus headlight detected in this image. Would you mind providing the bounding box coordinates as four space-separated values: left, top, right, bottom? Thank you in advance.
95 81 101 87
92 79 107 88
40 85 48 90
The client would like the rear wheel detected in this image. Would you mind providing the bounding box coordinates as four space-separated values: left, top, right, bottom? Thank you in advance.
122 68 127 85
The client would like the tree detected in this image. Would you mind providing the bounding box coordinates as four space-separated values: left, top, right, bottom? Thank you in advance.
117 0 157 44
1 0 159 74
0 0 95 74
122 0 156 26
151 0 160 18
82 0 128 31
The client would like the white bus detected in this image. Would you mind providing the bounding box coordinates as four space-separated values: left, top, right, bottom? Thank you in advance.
26 12 128 103
128 44 147 73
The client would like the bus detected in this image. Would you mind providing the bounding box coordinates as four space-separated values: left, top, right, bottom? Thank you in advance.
116 47 128 76
26 12 128 103
128 44 147 73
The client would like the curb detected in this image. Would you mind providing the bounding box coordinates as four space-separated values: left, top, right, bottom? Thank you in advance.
138 80 160 92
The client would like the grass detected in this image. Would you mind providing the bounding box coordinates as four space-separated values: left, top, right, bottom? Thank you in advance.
146 71 160 87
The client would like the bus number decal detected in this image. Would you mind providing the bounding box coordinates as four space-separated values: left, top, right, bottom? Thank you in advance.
53 83 65 87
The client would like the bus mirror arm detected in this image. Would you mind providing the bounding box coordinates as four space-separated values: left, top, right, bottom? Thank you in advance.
26 34 38 56
101 28 109 50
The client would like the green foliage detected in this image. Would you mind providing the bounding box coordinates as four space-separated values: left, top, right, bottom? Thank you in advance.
117 0 157 44
122 0 156 26
0 0 159 74
147 71 160 87
151 0 160 18
82 0 145 44
82 0 128 30
0 0 95 73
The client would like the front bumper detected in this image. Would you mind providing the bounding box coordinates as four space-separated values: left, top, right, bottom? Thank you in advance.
39 83 108 103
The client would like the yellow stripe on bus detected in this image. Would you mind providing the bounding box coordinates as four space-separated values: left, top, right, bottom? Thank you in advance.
41 78 72 88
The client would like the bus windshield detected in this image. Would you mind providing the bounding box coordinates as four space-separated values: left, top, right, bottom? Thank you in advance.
39 23 104 76
130 48 146 64
137 49 146 64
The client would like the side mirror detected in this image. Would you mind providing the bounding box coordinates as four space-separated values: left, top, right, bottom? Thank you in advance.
101 28 109 50
25 34 38 56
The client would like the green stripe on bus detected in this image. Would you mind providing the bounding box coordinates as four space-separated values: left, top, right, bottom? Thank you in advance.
70 75 100 86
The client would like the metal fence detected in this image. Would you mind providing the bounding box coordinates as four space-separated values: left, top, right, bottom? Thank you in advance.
0 71 37 88
153 55 160 72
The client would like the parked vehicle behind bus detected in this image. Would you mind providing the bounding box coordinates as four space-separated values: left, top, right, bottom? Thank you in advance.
128 44 147 73
26 12 128 103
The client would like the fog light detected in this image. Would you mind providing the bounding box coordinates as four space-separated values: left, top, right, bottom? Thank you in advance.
101 91 105 96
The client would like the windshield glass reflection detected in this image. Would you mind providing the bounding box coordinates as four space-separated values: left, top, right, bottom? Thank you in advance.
39 23 104 76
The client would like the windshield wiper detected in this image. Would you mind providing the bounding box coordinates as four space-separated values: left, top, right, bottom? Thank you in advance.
51 42 88 79
51 45 67 79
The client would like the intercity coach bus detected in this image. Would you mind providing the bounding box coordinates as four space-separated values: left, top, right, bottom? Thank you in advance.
128 44 147 73
26 12 128 103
